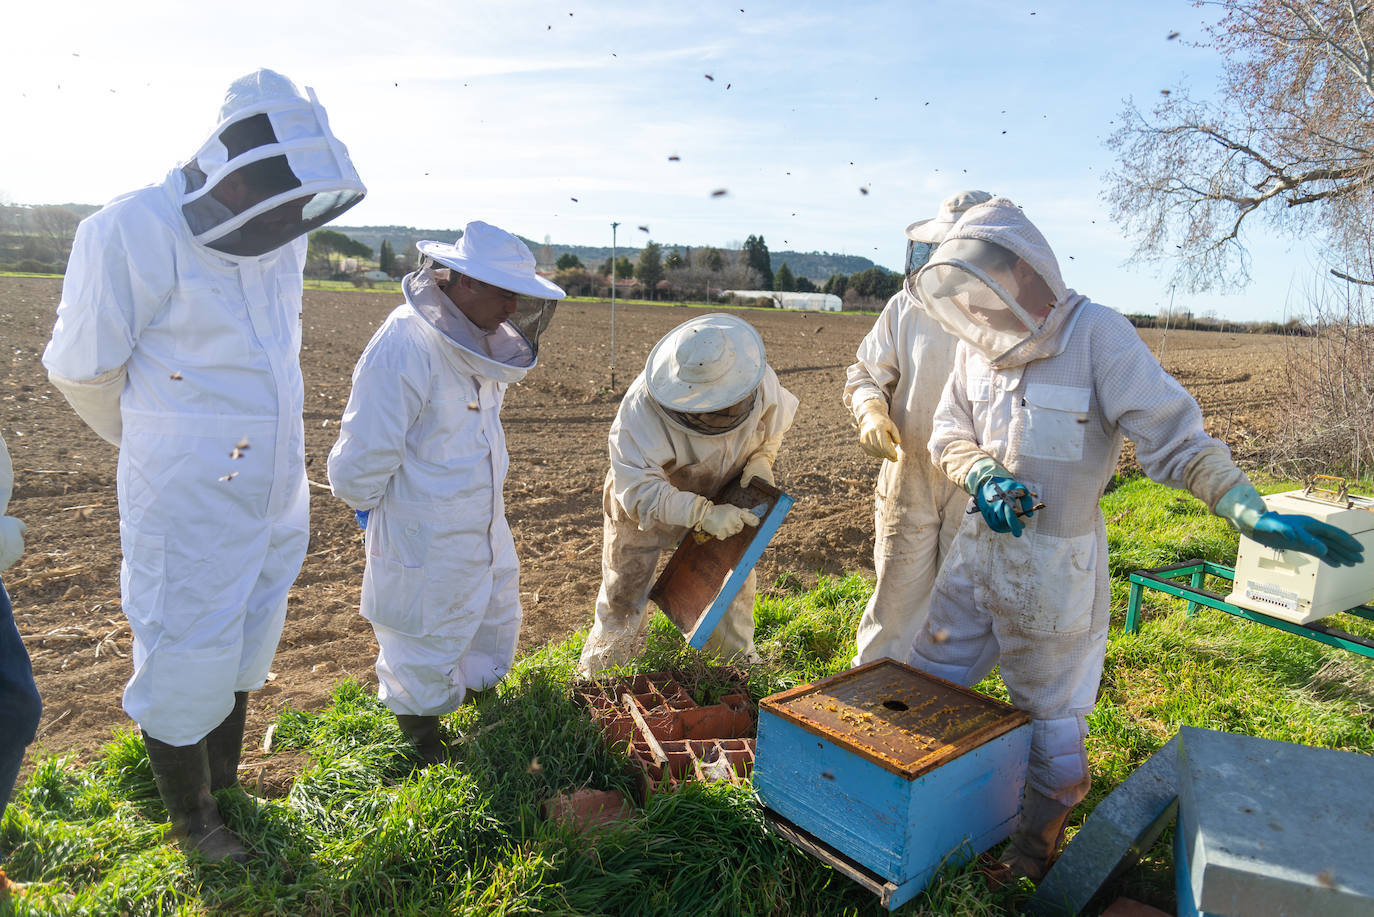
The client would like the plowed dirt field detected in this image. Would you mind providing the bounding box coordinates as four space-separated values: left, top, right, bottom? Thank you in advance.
0 276 1286 787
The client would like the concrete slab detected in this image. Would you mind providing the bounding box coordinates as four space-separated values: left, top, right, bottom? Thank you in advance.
1026 736 1179 917
1176 725 1374 917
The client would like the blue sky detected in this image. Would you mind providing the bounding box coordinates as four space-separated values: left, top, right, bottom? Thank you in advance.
1 0 1321 320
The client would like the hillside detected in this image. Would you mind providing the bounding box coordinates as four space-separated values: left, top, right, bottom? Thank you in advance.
333 225 885 281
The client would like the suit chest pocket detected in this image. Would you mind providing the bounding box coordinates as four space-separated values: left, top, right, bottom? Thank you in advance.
1020 384 1090 461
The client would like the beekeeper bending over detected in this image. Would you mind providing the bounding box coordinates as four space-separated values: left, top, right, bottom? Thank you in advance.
578 314 799 677
41 70 364 862
844 191 991 665
328 223 564 764
906 196 1363 882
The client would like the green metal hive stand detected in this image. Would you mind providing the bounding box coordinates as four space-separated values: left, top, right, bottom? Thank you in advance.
1124 558 1374 659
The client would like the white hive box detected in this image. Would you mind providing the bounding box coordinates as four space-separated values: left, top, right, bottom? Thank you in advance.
1226 488 1374 624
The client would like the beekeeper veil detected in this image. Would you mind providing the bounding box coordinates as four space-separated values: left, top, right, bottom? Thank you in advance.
180 69 366 257
909 197 1069 362
415 221 566 357
646 314 766 435
903 189 993 278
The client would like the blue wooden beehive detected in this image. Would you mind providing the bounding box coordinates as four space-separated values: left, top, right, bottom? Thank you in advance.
755 659 1032 910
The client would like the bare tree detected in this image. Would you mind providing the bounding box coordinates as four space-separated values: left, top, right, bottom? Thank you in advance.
31 206 82 263
1106 0 1374 291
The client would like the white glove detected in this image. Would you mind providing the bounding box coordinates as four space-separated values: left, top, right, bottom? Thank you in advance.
0 515 26 572
857 399 900 462
695 503 761 541
740 454 774 489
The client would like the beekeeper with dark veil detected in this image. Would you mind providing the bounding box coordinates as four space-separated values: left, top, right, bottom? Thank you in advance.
577 314 799 678
906 196 1362 882
41 68 365 862
844 190 991 665
328 222 564 764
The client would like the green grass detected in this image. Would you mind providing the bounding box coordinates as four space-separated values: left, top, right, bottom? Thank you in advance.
4 475 1372 914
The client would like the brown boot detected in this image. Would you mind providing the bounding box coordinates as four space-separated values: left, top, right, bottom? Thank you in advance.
142 732 249 864
206 692 248 792
395 714 446 765
997 786 1073 882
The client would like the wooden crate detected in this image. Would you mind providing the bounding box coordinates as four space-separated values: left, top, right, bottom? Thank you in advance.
754 659 1032 910
649 477 793 649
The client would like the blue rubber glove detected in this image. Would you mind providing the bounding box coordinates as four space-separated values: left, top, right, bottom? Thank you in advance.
974 476 1037 537
1215 483 1364 568
355 509 370 531
1250 513 1364 567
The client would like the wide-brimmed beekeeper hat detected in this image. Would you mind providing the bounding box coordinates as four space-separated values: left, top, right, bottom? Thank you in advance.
646 313 766 413
417 221 566 299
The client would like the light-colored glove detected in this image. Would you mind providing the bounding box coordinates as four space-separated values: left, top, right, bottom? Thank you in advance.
856 399 900 462
0 515 26 572
695 502 762 541
1215 484 1364 568
740 454 774 489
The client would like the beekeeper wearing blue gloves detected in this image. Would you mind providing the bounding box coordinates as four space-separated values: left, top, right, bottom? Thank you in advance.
907 196 1362 882
327 223 564 763
577 314 799 677
41 69 365 862
844 191 991 665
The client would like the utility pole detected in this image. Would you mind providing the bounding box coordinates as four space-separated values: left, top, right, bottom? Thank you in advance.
1160 283 1175 367
610 221 620 391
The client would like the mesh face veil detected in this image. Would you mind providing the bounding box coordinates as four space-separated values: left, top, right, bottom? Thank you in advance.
909 238 1048 361
418 258 558 357
660 388 758 435
181 80 365 257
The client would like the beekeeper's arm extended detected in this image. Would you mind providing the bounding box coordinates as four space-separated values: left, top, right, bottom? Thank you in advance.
326 327 429 511
41 211 177 446
1094 315 1363 567
843 294 903 462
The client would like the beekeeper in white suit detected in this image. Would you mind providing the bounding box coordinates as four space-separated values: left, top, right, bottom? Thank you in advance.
41 69 365 862
844 190 991 665
907 196 1363 881
328 222 564 763
577 314 799 677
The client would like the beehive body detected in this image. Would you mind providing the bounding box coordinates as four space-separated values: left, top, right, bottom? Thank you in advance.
754 660 1031 906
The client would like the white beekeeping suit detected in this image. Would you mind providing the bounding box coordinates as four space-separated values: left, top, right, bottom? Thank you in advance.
907 196 1359 882
41 69 364 862
578 314 799 677
844 191 991 665
327 223 564 761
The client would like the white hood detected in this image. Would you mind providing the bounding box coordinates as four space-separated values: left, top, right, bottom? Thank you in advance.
910 197 1085 368
179 68 365 257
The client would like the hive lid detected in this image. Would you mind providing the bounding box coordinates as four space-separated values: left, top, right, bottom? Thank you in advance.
760 659 1031 779
1266 489 1374 533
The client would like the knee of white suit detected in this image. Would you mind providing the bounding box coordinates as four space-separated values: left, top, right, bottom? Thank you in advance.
1026 716 1091 806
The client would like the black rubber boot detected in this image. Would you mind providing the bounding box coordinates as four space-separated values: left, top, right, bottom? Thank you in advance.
207 691 249 792
395 714 446 765
142 732 249 864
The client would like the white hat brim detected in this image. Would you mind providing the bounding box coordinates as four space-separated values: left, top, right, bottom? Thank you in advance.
905 218 954 244
417 239 566 299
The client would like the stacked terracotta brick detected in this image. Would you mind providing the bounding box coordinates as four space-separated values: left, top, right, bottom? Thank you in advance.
572 670 757 790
